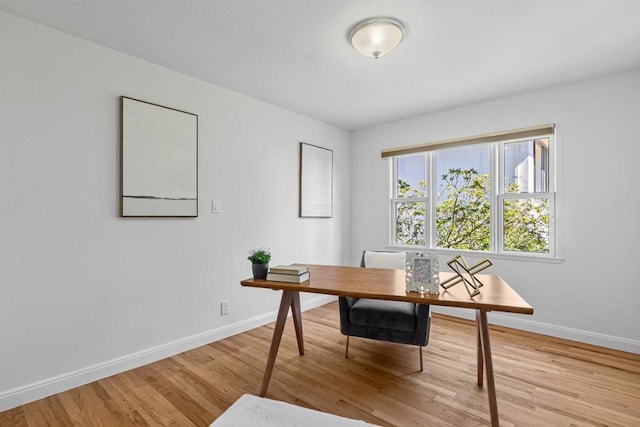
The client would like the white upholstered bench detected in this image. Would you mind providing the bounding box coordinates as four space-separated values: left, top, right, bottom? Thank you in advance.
210 394 375 426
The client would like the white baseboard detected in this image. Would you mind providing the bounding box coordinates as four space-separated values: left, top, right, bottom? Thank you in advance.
4 296 636 413
0 295 336 412
431 306 640 354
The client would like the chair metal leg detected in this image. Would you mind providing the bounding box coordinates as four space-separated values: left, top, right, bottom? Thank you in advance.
419 346 424 371
345 336 350 359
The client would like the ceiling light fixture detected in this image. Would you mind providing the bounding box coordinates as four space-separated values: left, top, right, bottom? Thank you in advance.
348 17 406 59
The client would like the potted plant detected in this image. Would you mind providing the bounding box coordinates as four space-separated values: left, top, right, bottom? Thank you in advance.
248 247 271 280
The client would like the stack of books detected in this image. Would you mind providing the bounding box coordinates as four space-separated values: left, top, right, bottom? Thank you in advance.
266 265 310 283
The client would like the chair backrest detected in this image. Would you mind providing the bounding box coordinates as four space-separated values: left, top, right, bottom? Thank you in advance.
361 250 406 269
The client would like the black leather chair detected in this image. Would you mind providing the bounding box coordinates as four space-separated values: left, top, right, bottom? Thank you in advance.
339 250 431 370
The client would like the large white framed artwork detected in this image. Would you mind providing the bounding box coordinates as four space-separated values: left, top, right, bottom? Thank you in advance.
121 97 198 217
299 142 333 218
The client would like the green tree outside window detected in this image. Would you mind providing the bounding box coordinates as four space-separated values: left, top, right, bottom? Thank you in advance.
396 168 549 252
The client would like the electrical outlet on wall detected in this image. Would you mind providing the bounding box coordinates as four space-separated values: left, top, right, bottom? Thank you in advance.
220 300 229 316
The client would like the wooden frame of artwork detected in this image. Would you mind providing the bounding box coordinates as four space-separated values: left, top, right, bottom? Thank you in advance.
299 142 333 218
121 96 198 217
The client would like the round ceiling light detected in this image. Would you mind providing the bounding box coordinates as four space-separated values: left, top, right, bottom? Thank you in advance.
348 17 406 59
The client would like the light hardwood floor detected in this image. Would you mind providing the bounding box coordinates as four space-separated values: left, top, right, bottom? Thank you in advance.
1 301 639 426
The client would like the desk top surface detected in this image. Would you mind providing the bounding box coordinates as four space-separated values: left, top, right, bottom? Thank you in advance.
241 264 533 315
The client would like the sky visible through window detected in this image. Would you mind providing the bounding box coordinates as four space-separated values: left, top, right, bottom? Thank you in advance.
397 155 425 190
436 145 490 195
397 145 491 194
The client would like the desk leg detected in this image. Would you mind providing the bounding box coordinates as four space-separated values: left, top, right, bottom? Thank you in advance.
260 290 295 397
291 291 304 355
478 309 499 427
476 310 483 387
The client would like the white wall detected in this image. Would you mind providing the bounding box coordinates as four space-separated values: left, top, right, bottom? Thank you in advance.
351 70 640 353
2 7 639 413
0 12 350 410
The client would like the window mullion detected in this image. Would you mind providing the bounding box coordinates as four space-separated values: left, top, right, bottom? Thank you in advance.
549 134 558 257
548 193 556 256
391 157 397 198
428 152 437 249
389 158 396 244
491 142 504 253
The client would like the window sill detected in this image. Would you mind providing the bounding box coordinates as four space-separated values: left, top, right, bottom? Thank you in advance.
386 245 565 264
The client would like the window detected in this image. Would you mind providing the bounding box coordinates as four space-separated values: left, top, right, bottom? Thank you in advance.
500 138 552 254
388 126 556 257
394 156 427 245
435 144 491 251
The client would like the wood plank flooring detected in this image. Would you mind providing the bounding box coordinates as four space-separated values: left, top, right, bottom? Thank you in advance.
1 301 639 426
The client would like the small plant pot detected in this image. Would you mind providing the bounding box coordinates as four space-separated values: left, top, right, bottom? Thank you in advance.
252 263 269 280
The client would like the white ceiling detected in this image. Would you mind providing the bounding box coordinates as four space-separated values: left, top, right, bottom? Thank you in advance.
2 0 640 130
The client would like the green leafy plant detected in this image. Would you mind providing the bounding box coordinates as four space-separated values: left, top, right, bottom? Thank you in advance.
247 248 271 264
396 168 549 252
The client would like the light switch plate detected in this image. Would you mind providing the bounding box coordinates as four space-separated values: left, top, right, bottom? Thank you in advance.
212 198 221 213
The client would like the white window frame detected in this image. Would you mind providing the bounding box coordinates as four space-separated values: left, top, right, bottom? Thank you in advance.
496 192 556 255
390 155 428 246
389 134 558 260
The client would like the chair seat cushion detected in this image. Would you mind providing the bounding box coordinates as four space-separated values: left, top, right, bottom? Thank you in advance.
349 299 416 332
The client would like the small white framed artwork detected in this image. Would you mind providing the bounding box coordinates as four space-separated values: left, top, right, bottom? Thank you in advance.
299 142 333 218
405 251 439 294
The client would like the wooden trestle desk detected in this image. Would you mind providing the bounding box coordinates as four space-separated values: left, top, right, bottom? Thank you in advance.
240 264 533 427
